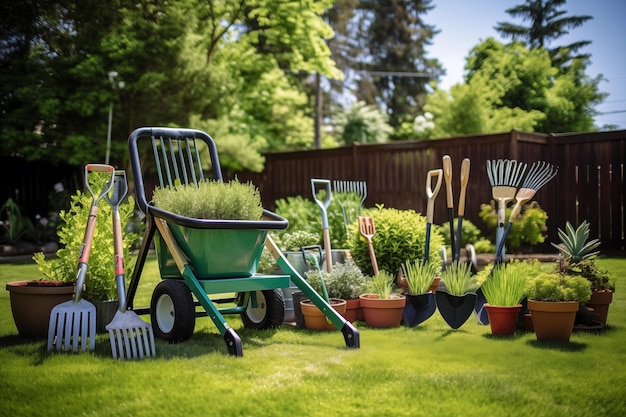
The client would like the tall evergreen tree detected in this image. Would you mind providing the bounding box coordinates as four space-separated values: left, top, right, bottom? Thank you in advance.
494 0 592 69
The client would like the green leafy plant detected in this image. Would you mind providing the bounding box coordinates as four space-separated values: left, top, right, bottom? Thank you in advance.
0 198 34 244
438 218 482 248
364 270 396 299
441 261 474 296
479 201 548 250
480 260 533 306
153 179 263 220
279 230 320 251
401 259 440 295
525 272 591 303
32 173 137 301
349 205 444 276
552 221 615 292
305 258 367 300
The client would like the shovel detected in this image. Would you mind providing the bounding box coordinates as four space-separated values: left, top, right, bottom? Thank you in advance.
454 158 470 261
311 178 333 273
48 164 115 352
105 170 156 360
358 216 379 276
424 169 443 263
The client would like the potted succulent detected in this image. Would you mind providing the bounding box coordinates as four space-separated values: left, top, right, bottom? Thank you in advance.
6 172 137 337
551 220 615 327
525 272 591 342
359 270 406 328
436 261 478 329
400 259 440 327
479 260 532 336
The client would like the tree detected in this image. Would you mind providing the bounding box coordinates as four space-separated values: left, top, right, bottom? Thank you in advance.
425 38 603 136
494 0 592 70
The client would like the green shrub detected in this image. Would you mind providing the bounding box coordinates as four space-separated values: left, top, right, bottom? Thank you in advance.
33 173 137 301
525 272 591 303
305 258 367 299
364 270 396 299
438 218 482 247
479 200 548 250
279 230 320 252
349 205 444 276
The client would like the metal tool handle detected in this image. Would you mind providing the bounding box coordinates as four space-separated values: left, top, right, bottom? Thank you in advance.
311 178 332 227
106 171 129 312
85 164 115 203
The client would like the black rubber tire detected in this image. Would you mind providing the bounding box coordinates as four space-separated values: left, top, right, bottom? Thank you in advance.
240 289 284 330
151 279 195 343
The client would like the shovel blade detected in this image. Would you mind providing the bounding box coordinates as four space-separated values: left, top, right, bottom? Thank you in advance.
47 299 96 352
106 310 156 360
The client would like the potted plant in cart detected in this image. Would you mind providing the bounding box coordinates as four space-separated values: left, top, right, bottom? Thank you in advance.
551 220 615 328
479 260 531 336
525 272 591 342
359 270 406 328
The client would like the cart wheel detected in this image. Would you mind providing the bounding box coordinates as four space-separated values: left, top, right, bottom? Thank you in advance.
151 279 195 342
240 289 284 330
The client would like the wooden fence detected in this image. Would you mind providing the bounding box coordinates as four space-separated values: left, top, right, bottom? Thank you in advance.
239 130 626 252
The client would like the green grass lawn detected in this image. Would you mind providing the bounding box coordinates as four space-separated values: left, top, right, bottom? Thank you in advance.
1 257 625 417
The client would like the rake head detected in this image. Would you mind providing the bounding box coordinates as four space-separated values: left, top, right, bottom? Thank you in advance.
106 310 156 360
332 180 367 205
520 161 558 191
47 299 96 352
486 159 527 188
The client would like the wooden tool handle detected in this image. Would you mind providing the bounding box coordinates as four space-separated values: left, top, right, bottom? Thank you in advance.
442 155 453 208
426 169 443 223
457 158 470 216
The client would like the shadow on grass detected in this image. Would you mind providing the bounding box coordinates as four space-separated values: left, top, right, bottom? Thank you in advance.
481 331 528 341
526 339 587 352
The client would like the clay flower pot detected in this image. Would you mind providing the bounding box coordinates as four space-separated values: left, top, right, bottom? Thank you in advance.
585 290 613 326
342 298 362 323
359 293 406 328
527 300 579 342
300 298 347 331
484 304 522 336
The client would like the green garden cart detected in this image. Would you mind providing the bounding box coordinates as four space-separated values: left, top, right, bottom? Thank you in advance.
126 127 360 356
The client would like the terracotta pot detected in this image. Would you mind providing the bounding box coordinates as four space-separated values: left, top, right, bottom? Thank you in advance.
5 280 75 338
341 298 362 323
523 313 534 332
527 300 579 342
300 298 347 331
585 290 613 326
485 304 522 336
429 277 441 293
359 293 406 328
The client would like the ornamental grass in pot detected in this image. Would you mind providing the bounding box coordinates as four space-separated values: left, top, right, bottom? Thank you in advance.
525 272 591 342
400 259 440 327
479 260 530 336
359 270 406 328
436 261 478 329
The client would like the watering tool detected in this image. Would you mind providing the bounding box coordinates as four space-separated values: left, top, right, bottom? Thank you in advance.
442 155 456 259
424 169 443 263
358 216 379 276
311 178 333 273
47 164 115 352
105 170 156 360
454 158 471 261
486 159 527 260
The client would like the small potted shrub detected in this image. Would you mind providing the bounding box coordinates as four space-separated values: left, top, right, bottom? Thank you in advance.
436 261 478 329
400 259 440 327
6 172 137 337
525 272 591 342
480 260 532 336
552 220 615 327
359 270 406 328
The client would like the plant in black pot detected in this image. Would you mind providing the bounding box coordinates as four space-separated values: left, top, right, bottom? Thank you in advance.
436 261 478 329
551 220 615 328
401 259 440 327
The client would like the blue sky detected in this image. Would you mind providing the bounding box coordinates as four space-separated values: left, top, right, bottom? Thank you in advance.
425 0 626 130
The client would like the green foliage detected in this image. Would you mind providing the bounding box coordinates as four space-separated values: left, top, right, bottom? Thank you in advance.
480 260 534 306
279 231 320 252
153 180 263 220
441 261 474 296
479 201 548 250
473 238 495 254
350 205 444 277
438 217 482 247
32 172 137 301
525 272 591 303
0 198 34 244
364 270 396 299
305 259 367 300
333 101 393 145
551 220 600 263
401 259 441 295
